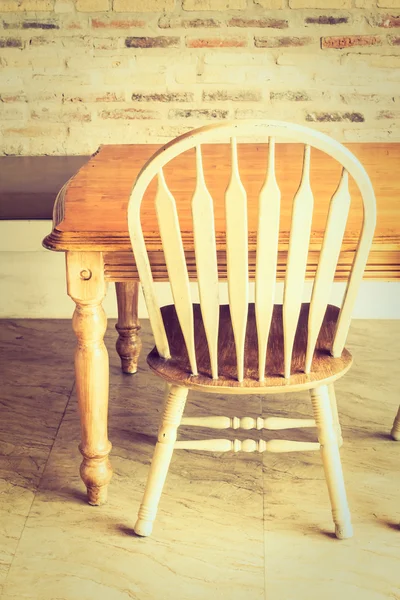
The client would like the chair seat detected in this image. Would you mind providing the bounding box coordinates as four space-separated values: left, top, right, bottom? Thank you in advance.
147 303 353 394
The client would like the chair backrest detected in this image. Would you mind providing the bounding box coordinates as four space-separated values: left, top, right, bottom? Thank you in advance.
128 121 376 382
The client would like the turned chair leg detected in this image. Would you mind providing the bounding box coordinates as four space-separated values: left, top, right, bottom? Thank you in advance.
134 385 188 537
310 385 353 540
391 405 400 441
328 383 343 447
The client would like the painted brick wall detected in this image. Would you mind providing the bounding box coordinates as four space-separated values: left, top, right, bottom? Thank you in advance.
0 0 399 155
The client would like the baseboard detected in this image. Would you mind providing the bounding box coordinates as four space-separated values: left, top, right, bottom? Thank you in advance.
1 220 399 319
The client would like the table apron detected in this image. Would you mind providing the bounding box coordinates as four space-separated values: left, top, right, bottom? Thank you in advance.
103 249 400 283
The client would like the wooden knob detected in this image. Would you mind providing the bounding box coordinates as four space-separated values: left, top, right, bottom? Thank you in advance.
80 269 92 280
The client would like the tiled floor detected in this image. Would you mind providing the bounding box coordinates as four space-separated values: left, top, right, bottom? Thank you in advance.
0 318 399 599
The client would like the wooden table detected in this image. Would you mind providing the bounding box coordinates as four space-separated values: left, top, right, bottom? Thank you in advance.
43 142 400 505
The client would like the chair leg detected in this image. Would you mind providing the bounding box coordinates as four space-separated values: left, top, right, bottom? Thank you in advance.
310 385 353 540
134 384 188 537
391 405 400 441
328 383 343 447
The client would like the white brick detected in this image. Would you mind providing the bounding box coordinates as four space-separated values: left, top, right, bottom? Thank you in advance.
66 55 132 70
3 124 68 154
354 0 376 6
28 91 63 102
290 0 351 7
75 0 109 11
0 72 24 90
31 105 91 122
54 0 74 11
204 52 274 66
237 104 304 120
344 126 400 141
235 108 272 118
113 0 175 10
31 73 92 87
66 121 164 152
175 64 247 84
0 105 27 121
341 53 400 71
64 89 126 102
1 139 28 155
183 0 246 9
277 53 341 68
377 0 400 6
0 0 397 155
15 53 65 69
254 0 284 7
272 66 313 86
0 0 53 10
101 67 166 86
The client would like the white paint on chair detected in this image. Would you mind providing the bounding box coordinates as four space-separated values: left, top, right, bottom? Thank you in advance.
1 220 399 320
255 137 280 381
225 137 249 382
155 169 197 374
192 145 220 379
306 169 351 373
283 145 314 379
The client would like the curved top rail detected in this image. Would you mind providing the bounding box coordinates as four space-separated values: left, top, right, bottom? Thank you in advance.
127 119 377 369
128 120 376 222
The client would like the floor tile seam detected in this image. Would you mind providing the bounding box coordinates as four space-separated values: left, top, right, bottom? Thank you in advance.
0 381 75 595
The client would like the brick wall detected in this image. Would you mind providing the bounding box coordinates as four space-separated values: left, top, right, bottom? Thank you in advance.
0 0 399 155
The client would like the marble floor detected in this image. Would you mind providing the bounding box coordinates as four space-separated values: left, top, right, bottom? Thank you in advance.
0 318 399 600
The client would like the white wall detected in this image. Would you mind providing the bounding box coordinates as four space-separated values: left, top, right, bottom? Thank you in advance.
1 220 399 319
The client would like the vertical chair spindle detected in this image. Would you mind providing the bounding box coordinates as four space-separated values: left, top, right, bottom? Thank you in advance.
305 169 351 373
225 137 249 382
283 145 314 379
155 169 197 375
192 145 220 379
255 137 281 381
332 173 376 358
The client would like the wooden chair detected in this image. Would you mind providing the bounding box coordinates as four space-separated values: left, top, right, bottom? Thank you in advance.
128 121 376 540
391 407 400 441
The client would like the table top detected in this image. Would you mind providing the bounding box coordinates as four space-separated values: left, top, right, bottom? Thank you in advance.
43 142 400 281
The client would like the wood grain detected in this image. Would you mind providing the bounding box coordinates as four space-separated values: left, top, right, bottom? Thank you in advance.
66 251 112 505
115 281 142 374
43 142 400 281
147 303 352 393
102 247 400 282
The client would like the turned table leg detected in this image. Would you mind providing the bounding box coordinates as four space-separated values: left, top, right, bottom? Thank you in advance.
115 281 142 374
66 252 112 505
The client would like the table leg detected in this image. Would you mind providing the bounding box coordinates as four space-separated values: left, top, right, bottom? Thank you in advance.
66 251 112 505
115 281 142 374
